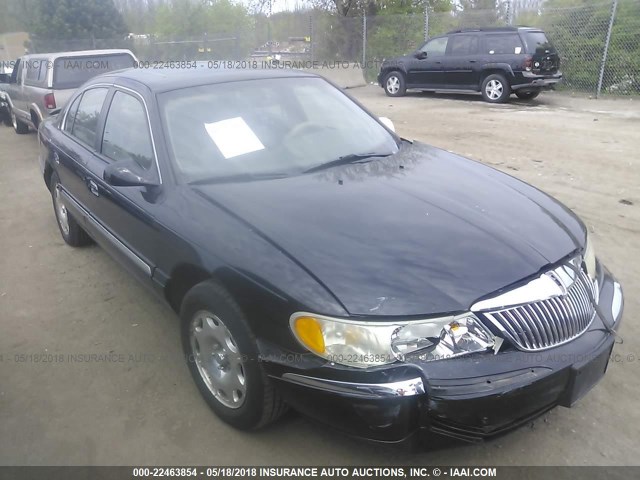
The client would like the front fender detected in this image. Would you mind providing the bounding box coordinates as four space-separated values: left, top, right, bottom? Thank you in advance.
380 61 409 76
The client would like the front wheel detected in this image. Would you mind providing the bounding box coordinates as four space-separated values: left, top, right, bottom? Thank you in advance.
515 90 540 100
383 71 406 97
180 281 287 430
481 74 511 103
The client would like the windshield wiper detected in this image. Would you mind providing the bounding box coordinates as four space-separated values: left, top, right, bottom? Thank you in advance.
303 152 393 174
189 172 289 185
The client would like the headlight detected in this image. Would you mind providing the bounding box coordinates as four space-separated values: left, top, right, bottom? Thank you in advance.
584 232 597 281
290 312 495 368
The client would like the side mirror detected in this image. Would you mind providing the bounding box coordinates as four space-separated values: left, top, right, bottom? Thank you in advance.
379 116 395 133
415 51 428 60
104 160 159 187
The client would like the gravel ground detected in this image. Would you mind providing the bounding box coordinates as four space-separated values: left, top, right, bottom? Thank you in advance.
0 88 638 466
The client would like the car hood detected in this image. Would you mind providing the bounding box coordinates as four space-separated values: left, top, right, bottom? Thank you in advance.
193 143 585 317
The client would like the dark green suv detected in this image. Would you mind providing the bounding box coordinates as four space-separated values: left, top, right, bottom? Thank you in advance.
378 27 562 103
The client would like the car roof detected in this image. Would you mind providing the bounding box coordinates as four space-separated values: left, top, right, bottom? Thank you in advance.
22 49 135 61
446 26 542 35
94 67 321 93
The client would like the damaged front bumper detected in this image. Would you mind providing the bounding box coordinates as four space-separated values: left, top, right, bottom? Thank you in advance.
265 269 623 446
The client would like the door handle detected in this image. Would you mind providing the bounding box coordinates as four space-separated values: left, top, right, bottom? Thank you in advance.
53 151 60 165
87 179 99 197
469 60 477 63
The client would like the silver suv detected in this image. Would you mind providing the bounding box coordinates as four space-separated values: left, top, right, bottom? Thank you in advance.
5 49 136 133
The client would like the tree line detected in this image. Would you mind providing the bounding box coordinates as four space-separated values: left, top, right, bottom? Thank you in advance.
1 0 637 93
2 1 515 39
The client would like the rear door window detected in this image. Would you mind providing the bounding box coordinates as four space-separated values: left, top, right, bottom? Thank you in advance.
69 88 109 148
448 35 479 56
483 34 524 55
53 53 135 89
101 91 155 171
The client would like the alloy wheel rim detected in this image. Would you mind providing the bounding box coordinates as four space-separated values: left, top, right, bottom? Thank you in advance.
54 185 70 235
387 76 400 94
190 310 246 409
486 80 503 100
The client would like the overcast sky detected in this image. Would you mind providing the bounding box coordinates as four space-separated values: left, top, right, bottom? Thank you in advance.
244 0 312 14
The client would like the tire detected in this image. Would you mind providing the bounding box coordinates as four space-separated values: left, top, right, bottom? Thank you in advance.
30 111 40 131
0 109 11 126
50 172 93 247
383 71 407 97
515 90 540 100
481 74 511 103
180 280 287 430
10 108 29 134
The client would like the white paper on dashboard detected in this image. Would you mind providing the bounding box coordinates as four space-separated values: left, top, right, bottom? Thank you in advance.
204 117 265 159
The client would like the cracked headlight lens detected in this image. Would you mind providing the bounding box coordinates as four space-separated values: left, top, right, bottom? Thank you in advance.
390 314 495 362
290 312 495 368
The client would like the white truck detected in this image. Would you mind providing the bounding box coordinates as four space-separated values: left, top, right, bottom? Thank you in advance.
3 49 136 134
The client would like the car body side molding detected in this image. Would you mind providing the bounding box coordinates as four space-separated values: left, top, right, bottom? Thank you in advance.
59 188 153 277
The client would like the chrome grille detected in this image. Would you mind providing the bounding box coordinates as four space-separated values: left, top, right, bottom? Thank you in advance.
480 263 598 351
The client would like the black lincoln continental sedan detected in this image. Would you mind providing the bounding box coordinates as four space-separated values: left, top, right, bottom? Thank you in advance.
37 68 623 446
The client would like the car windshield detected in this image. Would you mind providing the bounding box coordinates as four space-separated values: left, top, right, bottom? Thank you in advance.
53 53 136 89
158 77 399 183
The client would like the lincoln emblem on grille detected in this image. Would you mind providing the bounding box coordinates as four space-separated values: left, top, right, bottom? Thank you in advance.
471 257 598 351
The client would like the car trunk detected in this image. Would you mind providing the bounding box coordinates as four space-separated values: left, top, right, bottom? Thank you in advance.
522 30 560 75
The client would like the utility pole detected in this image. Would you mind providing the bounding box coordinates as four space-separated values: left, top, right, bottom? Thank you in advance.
268 0 273 56
424 3 429 41
596 0 618 98
362 14 366 67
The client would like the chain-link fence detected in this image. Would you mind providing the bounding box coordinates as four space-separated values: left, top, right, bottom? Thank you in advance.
17 0 640 96
512 0 640 95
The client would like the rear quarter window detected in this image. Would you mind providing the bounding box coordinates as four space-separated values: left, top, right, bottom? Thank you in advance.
482 34 524 55
53 53 135 89
63 95 82 134
522 31 555 54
